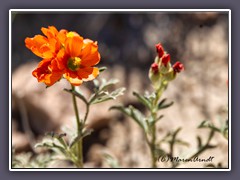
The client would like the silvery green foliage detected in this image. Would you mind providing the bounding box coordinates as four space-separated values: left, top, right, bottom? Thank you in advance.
34 75 125 167
64 78 125 105
12 149 53 168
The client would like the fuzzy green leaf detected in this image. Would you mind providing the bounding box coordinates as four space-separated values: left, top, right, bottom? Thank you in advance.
146 115 163 135
35 141 66 154
99 66 107 72
205 144 218 149
90 87 125 104
158 98 167 107
156 115 164 121
174 140 190 147
198 120 221 132
144 91 156 104
64 88 88 104
158 98 174 110
99 78 119 91
129 105 147 131
133 91 152 110
110 105 148 132
69 129 93 148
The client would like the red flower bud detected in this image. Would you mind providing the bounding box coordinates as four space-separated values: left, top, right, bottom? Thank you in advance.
151 62 159 74
162 54 170 66
155 43 164 58
173 61 184 73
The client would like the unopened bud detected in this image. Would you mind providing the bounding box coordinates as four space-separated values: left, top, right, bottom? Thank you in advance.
151 62 159 74
162 54 170 66
173 61 184 73
155 43 164 58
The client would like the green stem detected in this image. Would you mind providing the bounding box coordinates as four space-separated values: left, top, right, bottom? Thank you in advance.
150 112 157 168
149 92 161 168
71 85 81 134
78 138 83 168
83 103 90 124
149 83 166 168
71 85 83 168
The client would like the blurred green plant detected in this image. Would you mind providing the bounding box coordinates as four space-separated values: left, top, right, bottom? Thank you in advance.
102 153 120 168
12 148 53 168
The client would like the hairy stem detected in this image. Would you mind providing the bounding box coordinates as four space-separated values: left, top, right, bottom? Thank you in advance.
71 85 81 134
71 85 83 168
149 91 161 168
149 83 166 168
83 103 90 124
150 111 157 168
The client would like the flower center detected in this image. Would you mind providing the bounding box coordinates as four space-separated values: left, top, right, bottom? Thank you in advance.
67 57 81 71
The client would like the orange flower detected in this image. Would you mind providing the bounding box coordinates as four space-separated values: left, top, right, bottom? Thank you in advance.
25 26 101 86
25 26 66 59
32 59 63 86
58 32 100 86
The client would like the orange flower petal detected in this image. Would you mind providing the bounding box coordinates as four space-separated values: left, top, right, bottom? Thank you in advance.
80 40 100 67
49 38 60 52
65 36 83 57
25 35 50 58
41 26 58 39
82 38 94 47
25 35 58 59
56 48 68 70
63 74 83 86
32 59 62 86
77 67 99 81
25 35 47 49
57 29 68 45
41 51 55 59
42 72 63 86
26 27 61 59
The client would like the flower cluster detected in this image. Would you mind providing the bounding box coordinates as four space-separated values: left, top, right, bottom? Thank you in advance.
149 43 184 90
25 26 100 86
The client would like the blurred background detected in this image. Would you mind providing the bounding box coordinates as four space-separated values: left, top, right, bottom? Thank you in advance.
11 11 229 168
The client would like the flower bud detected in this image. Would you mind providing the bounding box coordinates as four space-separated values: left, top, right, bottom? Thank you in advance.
164 68 176 82
162 54 170 66
155 43 164 58
173 61 184 73
149 62 161 90
151 62 159 74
